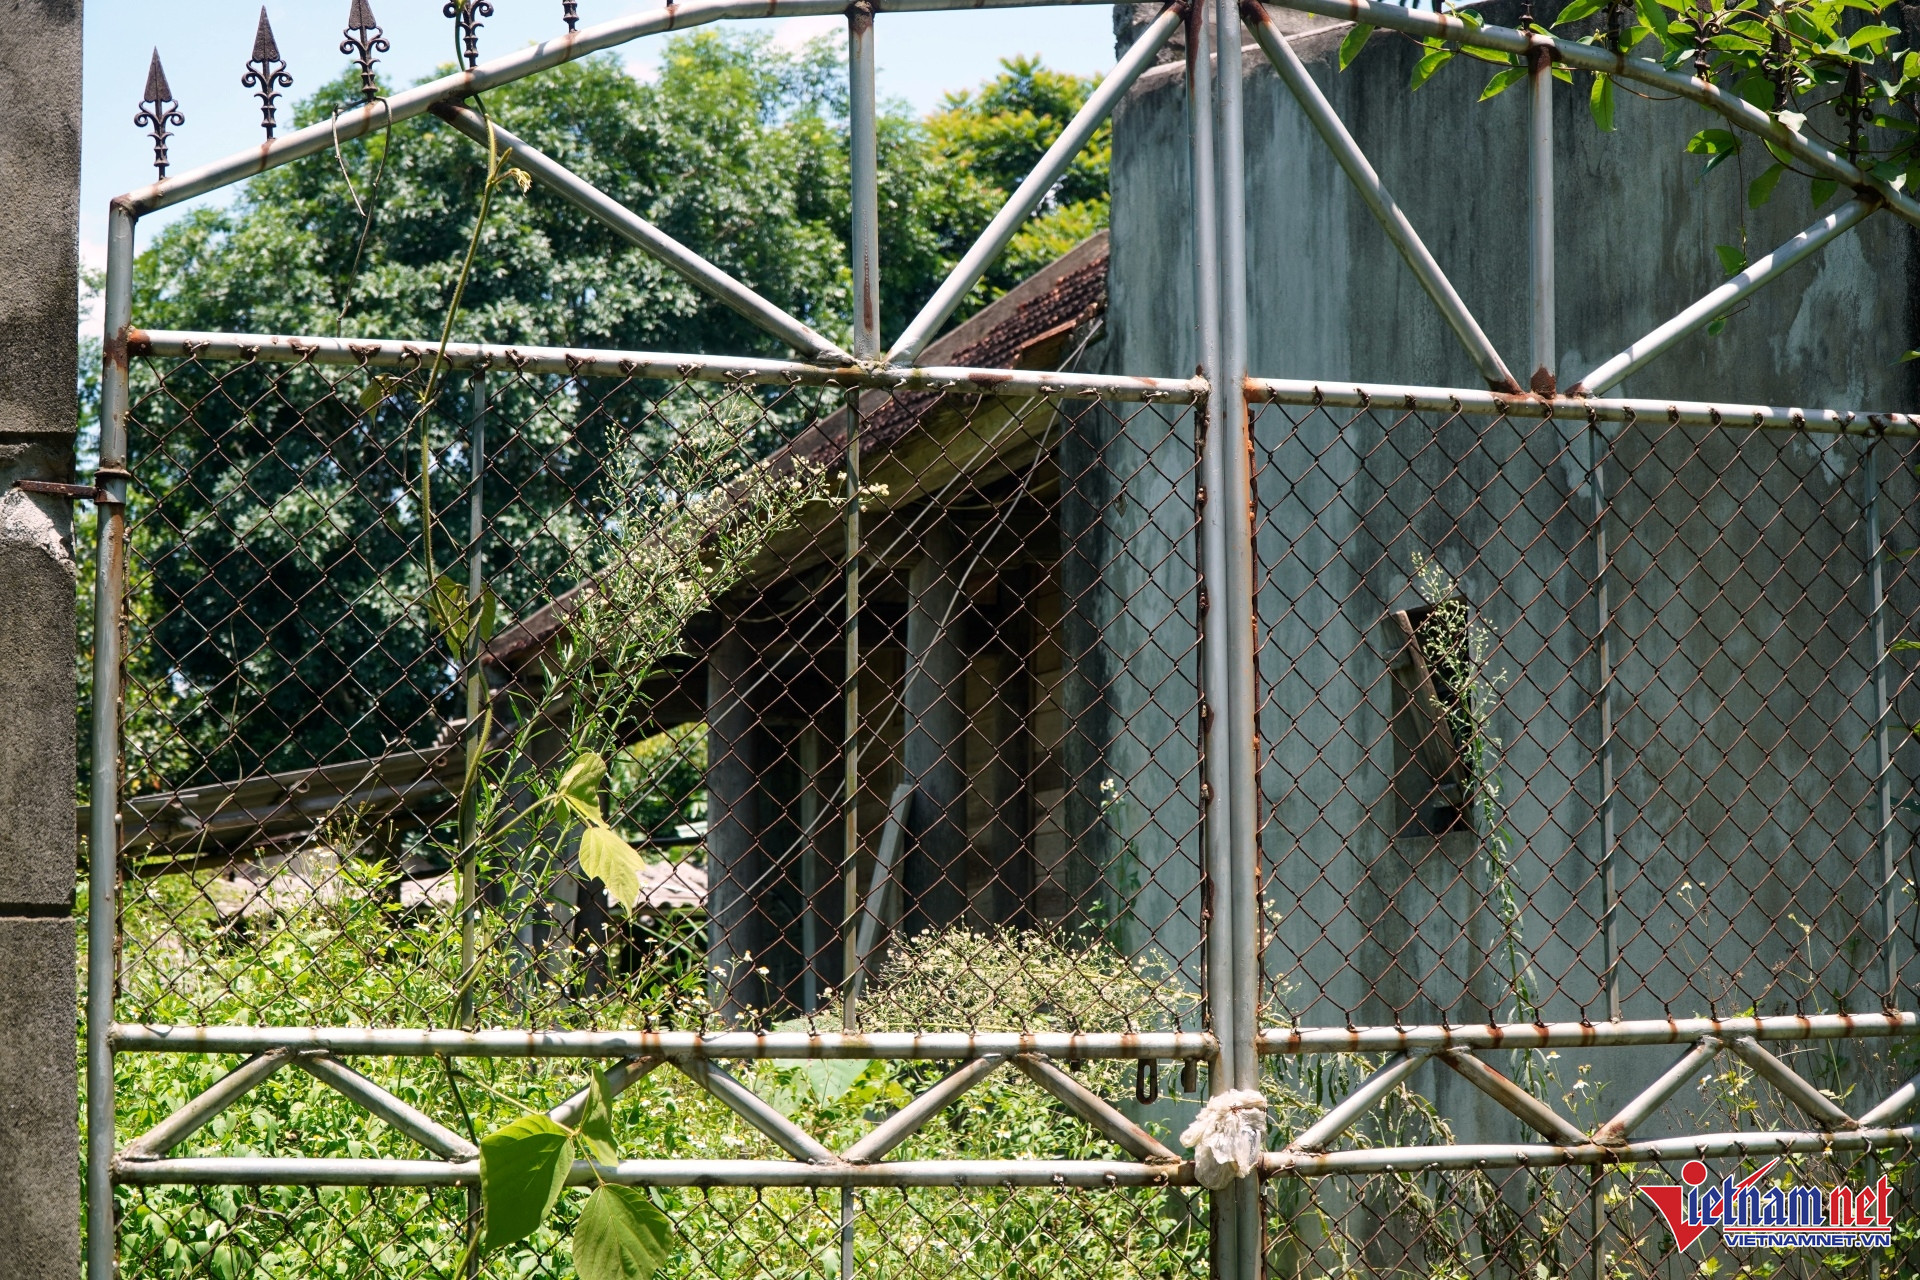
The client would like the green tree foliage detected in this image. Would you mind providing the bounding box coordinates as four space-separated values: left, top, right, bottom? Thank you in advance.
114 37 1109 791
922 54 1115 304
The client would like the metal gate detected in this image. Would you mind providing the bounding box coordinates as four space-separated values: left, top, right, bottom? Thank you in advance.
85 1 1920 1277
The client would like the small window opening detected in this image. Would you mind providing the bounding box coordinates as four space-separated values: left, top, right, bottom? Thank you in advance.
1388 600 1476 837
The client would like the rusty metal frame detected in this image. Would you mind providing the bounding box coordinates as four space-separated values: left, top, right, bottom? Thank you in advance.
87 1 1920 1277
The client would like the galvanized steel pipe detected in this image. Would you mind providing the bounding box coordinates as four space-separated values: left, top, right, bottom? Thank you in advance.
432 104 851 363
1254 0 1920 230
1267 1123 1920 1176
1242 375 1919 436
113 1025 1218 1059
86 202 137 1280
1572 198 1876 395
1527 36 1555 394
115 1156 1197 1189
1260 1011 1920 1053
1245 6 1520 392
118 0 1131 217
849 3 883 360
125 329 1204 401
887 2 1185 364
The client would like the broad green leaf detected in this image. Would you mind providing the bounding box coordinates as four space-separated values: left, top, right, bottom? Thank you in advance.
1810 176 1838 208
554 752 609 824
800 1058 874 1106
1733 71 1773 110
1554 0 1606 24
1775 109 1807 136
427 575 469 651
1849 23 1900 49
1705 316 1730 337
1747 162 1787 208
475 584 500 645
479 1115 575 1253
580 1068 622 1166
575 1186 674 1280
1686 128 1741 172
1338 23 1373 70
1589 73 1616 132
1461 45 1511 64
1712 244 1747 276
358 375 409 413
1410 47 1453 91
579 823 645 911
1633 0 1669 36
1481 67 1527 100
425 574 500 656
1685 129 1737 156
459 701 495 801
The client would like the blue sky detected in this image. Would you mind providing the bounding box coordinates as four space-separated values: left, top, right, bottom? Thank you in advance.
82 0 1117 277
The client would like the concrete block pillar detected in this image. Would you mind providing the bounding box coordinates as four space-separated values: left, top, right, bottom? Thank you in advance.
974 569 1032 928
705 631 762 1017
903 525 968 936
0 1 83 1275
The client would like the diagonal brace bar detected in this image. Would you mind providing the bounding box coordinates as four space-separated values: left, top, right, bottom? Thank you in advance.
1572 198 1875 395
1245 5 1519 392
120 1049 296 1160
1858 1064 1920 1128
1592 1037 1718 1146
676 1059 841 1164
1724 1036 1857 1131
296 1053 479 1161
1440 1049 1586 1144
886 1 1185 364
1287 1050 1432 1152
549 1056 663 1129
1012 1055 1181 1162
1256 0 1920 231
432 103 853 365
843 1055 1008 1162
844 781 915 1019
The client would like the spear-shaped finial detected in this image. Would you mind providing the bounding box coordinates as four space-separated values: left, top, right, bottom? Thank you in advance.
135 49 185 179
564 1 580 31
242 8 294 139
444 0 496 70
342 0 391 100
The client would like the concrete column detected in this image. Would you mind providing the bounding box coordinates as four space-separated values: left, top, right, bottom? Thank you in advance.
975 570 1033 928
903 526 968 936
704 631 762 1017
797 721 826 1010
0 2 83 1275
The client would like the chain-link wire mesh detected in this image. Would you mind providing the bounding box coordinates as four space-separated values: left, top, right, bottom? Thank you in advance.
93 341 1920 1278
96 341 1215 1274
107 345 1207 1034
1252 397 1920 1030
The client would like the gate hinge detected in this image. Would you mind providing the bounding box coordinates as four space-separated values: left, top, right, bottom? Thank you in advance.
14 470 128 505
